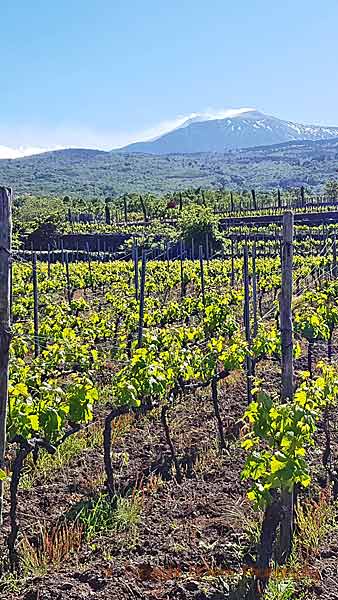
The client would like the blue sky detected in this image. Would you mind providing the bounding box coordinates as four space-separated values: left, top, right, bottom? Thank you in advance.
1 0 338 156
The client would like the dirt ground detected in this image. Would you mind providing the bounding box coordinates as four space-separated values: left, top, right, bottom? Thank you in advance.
1 346 338 600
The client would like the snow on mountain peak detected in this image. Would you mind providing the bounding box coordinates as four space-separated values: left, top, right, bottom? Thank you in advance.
178 108 256 128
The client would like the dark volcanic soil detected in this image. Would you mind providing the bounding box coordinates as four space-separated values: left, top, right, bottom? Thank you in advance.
1 352 338 600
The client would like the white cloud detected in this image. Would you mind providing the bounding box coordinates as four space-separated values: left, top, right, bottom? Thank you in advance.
0 145 64 159
117 107 256 146
0 108 257 157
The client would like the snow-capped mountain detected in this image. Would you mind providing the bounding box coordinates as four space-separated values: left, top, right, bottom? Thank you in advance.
114 109 338 154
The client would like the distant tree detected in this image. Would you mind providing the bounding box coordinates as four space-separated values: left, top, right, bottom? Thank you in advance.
178 205 221 254
325 179 338 201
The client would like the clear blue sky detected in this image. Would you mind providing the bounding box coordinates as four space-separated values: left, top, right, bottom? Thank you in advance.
1 0 338 155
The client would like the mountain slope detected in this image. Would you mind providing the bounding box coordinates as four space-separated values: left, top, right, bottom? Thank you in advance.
1 137 338 197
114 110 338 154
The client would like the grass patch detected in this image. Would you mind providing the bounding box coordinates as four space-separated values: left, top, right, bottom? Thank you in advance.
0 573 22 595
20 413 134 490
76 491 143 542
20 423 103 489
264 578 303 600
19 522 84 577
295 486 337 558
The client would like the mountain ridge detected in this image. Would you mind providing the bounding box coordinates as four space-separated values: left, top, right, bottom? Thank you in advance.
1 135 338 197
113 109 338 154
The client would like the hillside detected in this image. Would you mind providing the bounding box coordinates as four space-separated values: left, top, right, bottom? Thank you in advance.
1 137 338 197
115 109 338 154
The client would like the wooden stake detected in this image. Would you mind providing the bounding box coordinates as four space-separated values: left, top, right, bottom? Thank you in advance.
211 377 226 450
205 232 210 264
86 242 94 291
65 253 71 306
123 195 128 223
180 239 185 298
140 195 148 222
252 243 258 337
105 199 111 225
243 246 252 403
47 243 51 277
279 211 294 564
231 238 235 287
0 187 12 525
333 235 337 278
137 252 147 347
199 245 206 307
280 212 294 401
133 244 139 301
32 252 40 358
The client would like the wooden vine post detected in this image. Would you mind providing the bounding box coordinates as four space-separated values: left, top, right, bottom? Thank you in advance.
199 245 206 307
279 210 294 563
0 187 12 525
252 242 258 338
179 192 183 212
251 188 257 211
133 243 139 301
243 246 252 403
65 253 72 306
231 238 235 287
180 239 185 298
333 234 337 278
139 195 148 223
47 243 51 277
123 195 128 223
105 199 111 225
137 252 147 348
32 252 40 358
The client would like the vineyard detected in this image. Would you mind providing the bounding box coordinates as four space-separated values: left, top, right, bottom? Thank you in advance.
1 186 338 600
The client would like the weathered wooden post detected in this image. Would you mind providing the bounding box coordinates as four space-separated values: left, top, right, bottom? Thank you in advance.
231 238 235 287
252 243 258 337
230 191 234 212
279 211 294 563
205 232 210 264
137 252 147 347
179 192 183 212
32 252 40 358
333 235 337 278
140 195 148 223
47 243 51 278
123 195 128 223
133 243 139 301
86 242 94 291
105 199 111 225
65 253 72 306
0 188 12 525
180 239 185 297
251 189 257 211
243 246 252 403
199 245 206 307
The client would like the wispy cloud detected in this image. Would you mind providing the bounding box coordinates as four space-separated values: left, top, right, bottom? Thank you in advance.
117 107 256 146
0 107 256 158
0 145 64 159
